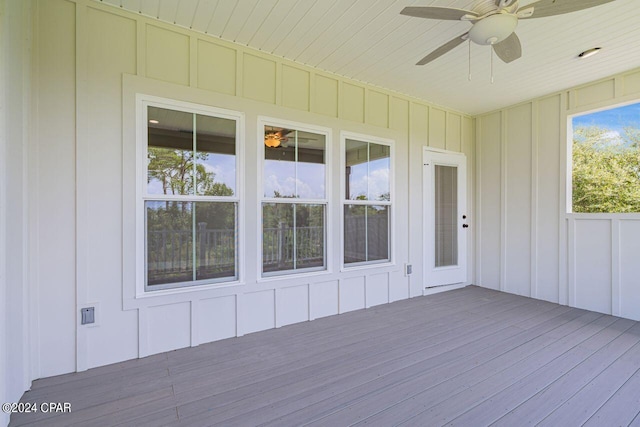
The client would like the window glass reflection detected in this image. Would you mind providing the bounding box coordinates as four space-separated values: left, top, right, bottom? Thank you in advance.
262 203 294 272
262 203 325 273
146 201 193 285
145 103 239 290
264 126 325 199
264 146 296 198
195 202 237 281
195 114 236 196
295 204 325 270
147 107 194 195
345 140 390 201
368 144 390 201
345 139 368 200
344 205 366 263
367 205 389 261
344 204 389 264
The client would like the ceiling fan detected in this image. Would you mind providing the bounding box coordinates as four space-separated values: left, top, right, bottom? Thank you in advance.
264 127 318 149
401 0 615 66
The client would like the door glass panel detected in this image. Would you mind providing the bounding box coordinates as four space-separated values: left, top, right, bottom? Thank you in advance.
435 165 458 267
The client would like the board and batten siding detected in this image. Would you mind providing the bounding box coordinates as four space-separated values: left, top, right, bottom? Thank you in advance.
1 1 33 425
476 68 640 321
29 0 474 378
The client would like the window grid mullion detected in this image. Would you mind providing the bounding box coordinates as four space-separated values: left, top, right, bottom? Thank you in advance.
293 204 297 270
367 142 371 201
343 200 391 206
364 205 369 262
192 113 197 196
262 198 328 205
294 130 298 198
144 195 239 202
192 202 196 282
192 113 197 282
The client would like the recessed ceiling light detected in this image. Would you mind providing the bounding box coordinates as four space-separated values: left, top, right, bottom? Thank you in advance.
149 119 159 124
578 47 602 59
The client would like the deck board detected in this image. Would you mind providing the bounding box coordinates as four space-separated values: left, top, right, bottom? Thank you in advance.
322 312 608 426
490 321 640 426
537 338 640 426
9 286 640 427
583 366 640 427
173 298 537 410
175 302 556 425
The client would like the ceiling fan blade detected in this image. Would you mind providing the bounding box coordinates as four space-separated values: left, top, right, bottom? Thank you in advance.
519 0 615 19
417 33 468 65
400 6 478 21
493 32 522 63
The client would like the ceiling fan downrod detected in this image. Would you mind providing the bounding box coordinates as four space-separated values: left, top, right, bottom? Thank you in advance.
490 46 494 84
468 40 472 81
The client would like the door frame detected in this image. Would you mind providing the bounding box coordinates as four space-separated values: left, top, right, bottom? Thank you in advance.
423 147 468 291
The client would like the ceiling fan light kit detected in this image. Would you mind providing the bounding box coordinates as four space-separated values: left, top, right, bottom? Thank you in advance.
264 132 284 148
401 0 616 68
468 13 517 45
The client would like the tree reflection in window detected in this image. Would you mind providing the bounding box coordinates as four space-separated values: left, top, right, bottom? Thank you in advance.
144 105 238 290
147 107 235 197
344 138 392 265
261 124 327 275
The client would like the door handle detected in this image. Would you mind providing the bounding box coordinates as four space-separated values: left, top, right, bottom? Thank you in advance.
462 224 469 228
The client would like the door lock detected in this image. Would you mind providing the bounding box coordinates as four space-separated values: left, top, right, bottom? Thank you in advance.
462 224 469 228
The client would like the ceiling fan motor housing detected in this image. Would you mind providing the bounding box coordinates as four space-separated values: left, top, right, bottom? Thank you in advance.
468 13 518 45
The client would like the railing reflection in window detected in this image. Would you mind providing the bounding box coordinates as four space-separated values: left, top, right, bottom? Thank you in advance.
146 201 236 287
344 207 390 264
148 224 325 281
262 225 324 272
261 202 325 273
147 227 236 285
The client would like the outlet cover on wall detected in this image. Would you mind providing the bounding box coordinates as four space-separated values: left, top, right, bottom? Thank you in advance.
79 302 100 327
81 307 95 325
405 263 412 276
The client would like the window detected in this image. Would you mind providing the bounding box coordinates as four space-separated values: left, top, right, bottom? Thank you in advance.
571 102 640 213
260 119 328 276
142 99 241 291
343 135 392 266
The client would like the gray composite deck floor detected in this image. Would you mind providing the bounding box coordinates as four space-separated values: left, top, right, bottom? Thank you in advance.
10 285 640 427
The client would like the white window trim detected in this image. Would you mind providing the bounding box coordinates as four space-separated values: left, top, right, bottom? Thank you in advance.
135 94 245 297
340 131 395 271
257 116 332 279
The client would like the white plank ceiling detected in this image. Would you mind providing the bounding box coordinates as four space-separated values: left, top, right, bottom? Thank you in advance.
97 0 640 115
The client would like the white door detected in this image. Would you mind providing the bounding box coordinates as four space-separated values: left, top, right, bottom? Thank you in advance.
423 149 467 288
